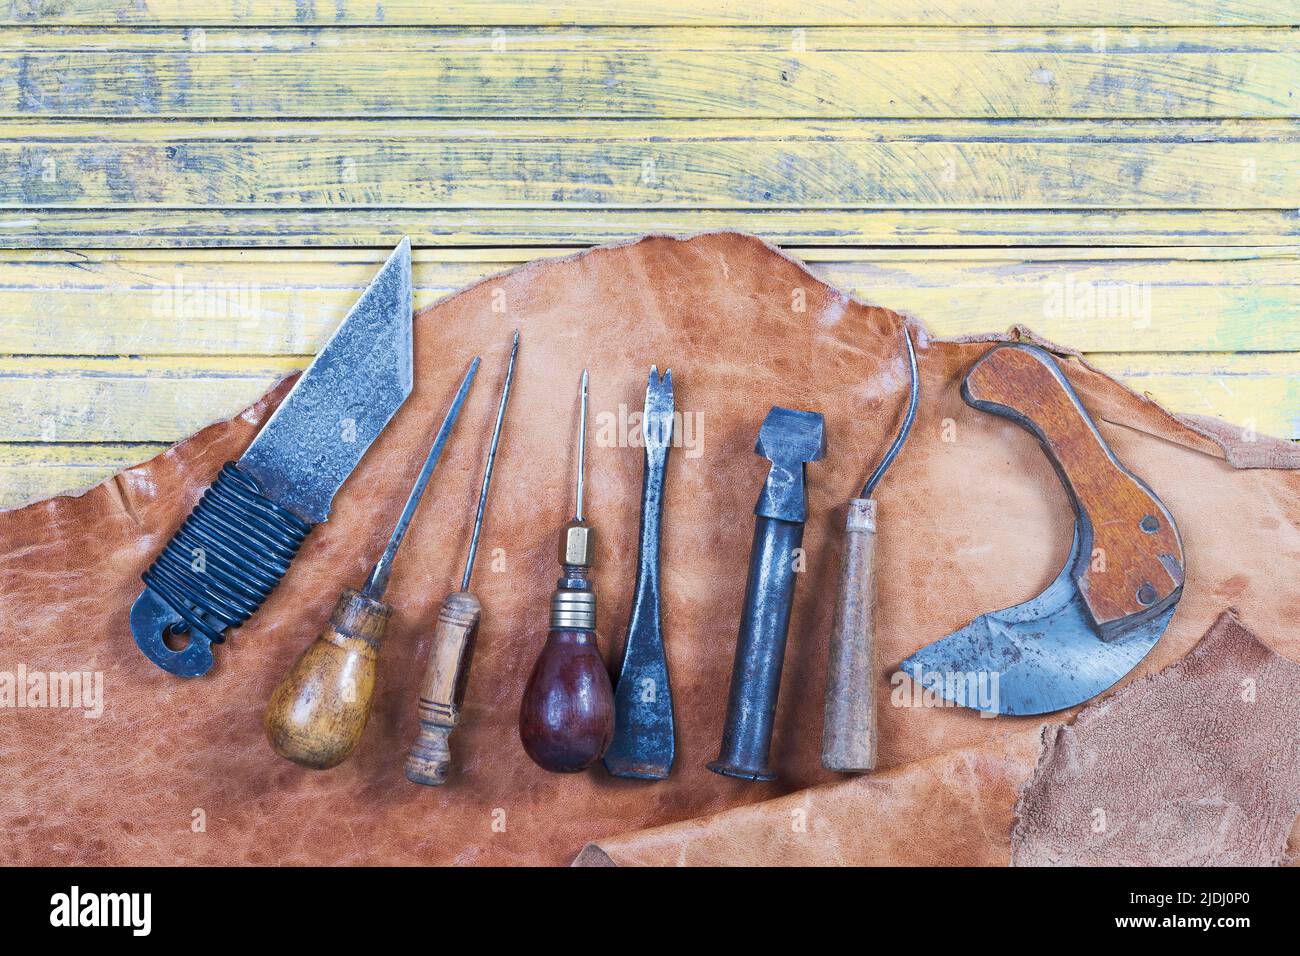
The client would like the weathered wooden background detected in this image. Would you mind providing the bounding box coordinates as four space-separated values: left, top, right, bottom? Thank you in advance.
1 1 1296 506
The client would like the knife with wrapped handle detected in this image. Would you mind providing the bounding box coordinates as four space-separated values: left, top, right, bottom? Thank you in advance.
130 239 415 678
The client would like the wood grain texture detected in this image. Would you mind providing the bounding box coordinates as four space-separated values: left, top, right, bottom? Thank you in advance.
6 1 1295 27
963 344 1185 631
10 209 1299 249
7 120 1297 208
6 28 1299 118
406 590 482 786
4 30 1298 119
0 7 1294 507
3 247 1295 355
264 587 391 771
822 498 879 773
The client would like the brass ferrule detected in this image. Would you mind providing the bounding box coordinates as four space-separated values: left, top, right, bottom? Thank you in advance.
559 520 594 568
550 586 597 631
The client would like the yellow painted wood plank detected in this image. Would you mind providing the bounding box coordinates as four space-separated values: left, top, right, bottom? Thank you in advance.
5 30 1297 118
0 442 166 508
7 119 1297 208
9 27 1299 53
0 356 295 443
7 208 1298 248
1 247 1296 354
1088 351 1300 440
4 1 1294 27
0 353 1294 444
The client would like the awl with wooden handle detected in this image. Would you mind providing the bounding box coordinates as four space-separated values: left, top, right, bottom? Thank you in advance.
406 331 519 786
264 358 480 770
519 369 615 773
821 328 918 773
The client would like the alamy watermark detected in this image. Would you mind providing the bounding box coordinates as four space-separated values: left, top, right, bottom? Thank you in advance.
595 404 704 459
0 665 103 718
1043 276 1152 328
152 272 261 324
891 667 1000 717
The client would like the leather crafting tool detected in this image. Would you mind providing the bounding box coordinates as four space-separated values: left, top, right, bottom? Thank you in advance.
822 328 918 773
603 367 676 780
519 370 616 773
898 343 1185 715
131 239 415 677
709 406 826 781
264 358 479 770
406 331 519 786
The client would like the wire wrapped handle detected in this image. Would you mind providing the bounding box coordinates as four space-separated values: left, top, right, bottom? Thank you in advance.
131 462 313 677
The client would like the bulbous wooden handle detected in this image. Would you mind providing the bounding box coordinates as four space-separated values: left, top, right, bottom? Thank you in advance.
822 499 878 773
405 590 482 787
264 587 389 770
962 344 1185 636
519 629 614 773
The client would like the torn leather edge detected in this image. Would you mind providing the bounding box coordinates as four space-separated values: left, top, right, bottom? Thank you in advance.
576 609 1300 867
7 232 1294 520
441 233 1296 469
573 724 1047 867
1010 609 1300 867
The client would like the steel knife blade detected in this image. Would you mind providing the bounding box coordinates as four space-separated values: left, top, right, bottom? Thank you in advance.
130 238 415 677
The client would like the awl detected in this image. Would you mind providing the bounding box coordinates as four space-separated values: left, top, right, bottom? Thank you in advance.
131 239 414 677
265 358 480 770
406 332 519 786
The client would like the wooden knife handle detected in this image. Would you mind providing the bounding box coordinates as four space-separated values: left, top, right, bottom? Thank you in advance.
962 344 1184 637
822 499 878 773
405 590 482 786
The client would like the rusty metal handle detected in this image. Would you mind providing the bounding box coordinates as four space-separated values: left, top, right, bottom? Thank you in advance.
822 498 879 773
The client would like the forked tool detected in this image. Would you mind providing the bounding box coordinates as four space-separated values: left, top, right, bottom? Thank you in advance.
604 367 676 780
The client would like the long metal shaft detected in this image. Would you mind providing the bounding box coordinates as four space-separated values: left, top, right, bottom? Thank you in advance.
460 331 520 592
575 368 588 521
363 357 480 599
861 329 919 497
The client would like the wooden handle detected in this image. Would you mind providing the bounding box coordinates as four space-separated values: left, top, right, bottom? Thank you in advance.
963 344 1184 636
822 499 878 773
519 629 614 773
405 590 482 786
264 587 389 770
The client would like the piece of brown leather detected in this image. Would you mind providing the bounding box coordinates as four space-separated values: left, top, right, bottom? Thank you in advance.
575 726 1047 866
1 232 1297 865
1013 611 1300 866
579 611 1300 866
